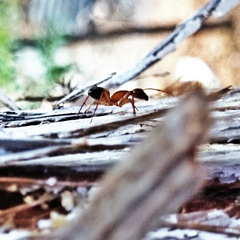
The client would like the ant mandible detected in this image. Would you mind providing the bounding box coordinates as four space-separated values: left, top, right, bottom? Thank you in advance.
77 85 155 119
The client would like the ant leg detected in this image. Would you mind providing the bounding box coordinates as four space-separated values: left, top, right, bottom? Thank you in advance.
130 96 137 116
84 100 96 113
90 92 104 123
120 96 137 116
78 97 96 119
77 95 90 116
117 92 138 116
118 92 131 107
90 100 101 123
102 89 111 106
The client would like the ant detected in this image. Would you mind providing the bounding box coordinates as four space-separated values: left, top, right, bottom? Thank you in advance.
77 85 162 120
77 80 230 121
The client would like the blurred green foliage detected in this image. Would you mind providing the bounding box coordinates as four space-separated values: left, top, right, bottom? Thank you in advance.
0 0 18 90
36 33 77 85
0 1 78 108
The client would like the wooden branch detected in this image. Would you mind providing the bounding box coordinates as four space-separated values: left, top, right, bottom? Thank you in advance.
55 0 239 107
32 90 210 240
103 0 239 89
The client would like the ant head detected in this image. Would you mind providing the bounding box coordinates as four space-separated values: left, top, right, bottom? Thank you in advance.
88 86 104 100
132 88 149 101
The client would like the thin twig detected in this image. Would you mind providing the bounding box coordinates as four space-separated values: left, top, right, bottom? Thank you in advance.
161 220 240 238
55 72 116 106
0 177 94 188
0 194 56 217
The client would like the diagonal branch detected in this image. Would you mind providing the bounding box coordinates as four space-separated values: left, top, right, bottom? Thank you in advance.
105 0 240 88
56 0 240 107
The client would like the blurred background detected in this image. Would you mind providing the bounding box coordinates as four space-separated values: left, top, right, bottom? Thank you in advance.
0 0 240 109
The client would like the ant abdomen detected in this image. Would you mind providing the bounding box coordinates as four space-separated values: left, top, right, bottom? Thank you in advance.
132 88 149 101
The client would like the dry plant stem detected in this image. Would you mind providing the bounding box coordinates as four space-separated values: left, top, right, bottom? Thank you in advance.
0 177 94 188
43 90 210 240
0 194 56 218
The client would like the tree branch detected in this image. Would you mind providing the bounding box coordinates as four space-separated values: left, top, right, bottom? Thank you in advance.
105 0 240 88
56 0 240 107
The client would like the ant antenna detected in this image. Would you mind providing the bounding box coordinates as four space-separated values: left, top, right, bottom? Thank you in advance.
90 100 101 123
144 88 166 93
144 88 172 96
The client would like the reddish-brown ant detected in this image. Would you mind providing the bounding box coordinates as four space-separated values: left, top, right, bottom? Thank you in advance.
77 85 160 119
77 83 231 121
